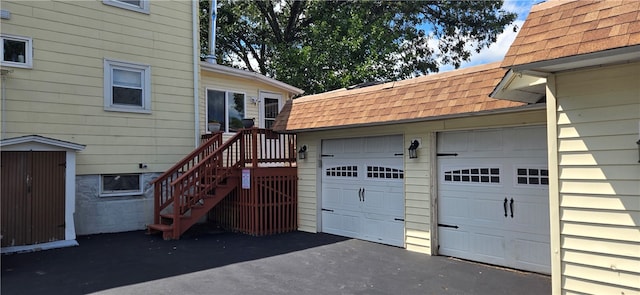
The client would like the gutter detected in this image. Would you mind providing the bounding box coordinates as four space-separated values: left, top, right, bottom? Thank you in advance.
0 70 9 139
280 103 547 133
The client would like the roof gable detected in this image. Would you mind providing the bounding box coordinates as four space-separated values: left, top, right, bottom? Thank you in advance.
273 63 528 131
1 135 85 151
502 0 640 68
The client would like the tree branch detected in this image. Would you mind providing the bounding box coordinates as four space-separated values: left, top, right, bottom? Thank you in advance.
255 0 283 43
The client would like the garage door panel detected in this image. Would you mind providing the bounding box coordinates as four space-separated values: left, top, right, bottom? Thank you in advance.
472 232 507 259
471 130 503 152
363 219 404 247
438 132 469 152
510 127 547 151
472 198 510 225
438 228 470 252
322 211 361 238
513 238 551 273
321 135 405 247
438 126 550 274
323 138 364 157
438 195 469 221
322 187 361 211
510 198 550 235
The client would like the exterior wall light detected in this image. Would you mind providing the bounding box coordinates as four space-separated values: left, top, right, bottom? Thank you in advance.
298 145 307 160
636 139 640 163
408 140 420 159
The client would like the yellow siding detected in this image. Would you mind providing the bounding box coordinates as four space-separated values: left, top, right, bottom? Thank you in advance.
296 109 545 254
1 0 196 175
554 62 640 294
199 69 293 137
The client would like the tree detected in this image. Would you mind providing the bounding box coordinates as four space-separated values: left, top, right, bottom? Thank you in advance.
201 0 516 95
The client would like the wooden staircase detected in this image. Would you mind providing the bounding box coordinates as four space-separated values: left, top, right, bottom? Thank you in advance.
147 128 297 240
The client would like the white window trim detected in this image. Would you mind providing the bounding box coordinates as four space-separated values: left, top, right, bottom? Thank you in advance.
102 0 149 14
104 58 151 114
205 87 247 134
99 174 143 197
1 34 33 69
258 91 283 129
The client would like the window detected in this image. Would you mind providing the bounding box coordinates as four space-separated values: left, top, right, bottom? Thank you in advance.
367 166 404 179
444 167 500 184
103 0 149 14
326 166 358 177
263 98 280 129
1 34 32 68
104 59 151 113
516 168 549 185
100 174 143 197
207 89 246 133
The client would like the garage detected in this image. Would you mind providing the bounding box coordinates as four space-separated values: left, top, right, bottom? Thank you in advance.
320 135 405 247
437 126 550 273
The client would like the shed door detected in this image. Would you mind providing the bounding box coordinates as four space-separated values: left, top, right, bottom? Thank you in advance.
1 151 66 247
321 135 405 247
437 126 550 274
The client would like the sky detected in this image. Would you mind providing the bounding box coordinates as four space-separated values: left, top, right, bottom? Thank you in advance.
440 0 540 72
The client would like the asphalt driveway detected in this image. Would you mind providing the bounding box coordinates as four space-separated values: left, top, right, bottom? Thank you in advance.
1 228 550 295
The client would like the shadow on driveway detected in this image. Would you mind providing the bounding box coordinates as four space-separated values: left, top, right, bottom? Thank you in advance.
1 228 550 295
1 228 347 295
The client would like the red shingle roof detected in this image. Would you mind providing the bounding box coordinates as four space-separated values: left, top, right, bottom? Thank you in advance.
273 63 526 131
502 0 640 68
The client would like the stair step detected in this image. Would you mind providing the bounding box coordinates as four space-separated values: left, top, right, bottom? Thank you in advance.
148 223 172 232
160 213 181 220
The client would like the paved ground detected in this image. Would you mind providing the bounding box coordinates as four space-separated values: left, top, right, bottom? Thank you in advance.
1 228 550 295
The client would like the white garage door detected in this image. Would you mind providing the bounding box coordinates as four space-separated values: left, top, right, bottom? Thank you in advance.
437 126 550 274
321 135 405 247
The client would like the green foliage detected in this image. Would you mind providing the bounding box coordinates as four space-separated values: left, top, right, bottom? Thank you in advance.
201 0 516 95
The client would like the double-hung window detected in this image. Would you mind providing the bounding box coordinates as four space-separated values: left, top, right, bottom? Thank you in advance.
103 0 149 14
207 89 246 133
1 34 32 68
104 59 151 113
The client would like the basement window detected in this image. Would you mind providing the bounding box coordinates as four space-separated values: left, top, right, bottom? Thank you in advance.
1 34 32 68
100 174 143 197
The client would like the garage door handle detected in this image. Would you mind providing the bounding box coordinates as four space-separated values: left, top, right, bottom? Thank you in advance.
322 208 334 212
510 198 514 218
503 198 508 217
358 188 362 201
362 188 365 202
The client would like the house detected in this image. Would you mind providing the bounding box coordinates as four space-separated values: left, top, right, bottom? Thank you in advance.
491 1 640 294
0 0 198 252
0 0 302 253
273 62 553 273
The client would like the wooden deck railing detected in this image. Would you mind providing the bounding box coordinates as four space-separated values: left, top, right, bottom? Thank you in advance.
151 128 297 239
152 132 223 225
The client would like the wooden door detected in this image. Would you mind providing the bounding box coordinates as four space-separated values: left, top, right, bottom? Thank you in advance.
1 151 66 247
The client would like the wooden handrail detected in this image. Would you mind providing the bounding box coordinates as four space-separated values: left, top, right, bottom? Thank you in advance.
152 133 223 225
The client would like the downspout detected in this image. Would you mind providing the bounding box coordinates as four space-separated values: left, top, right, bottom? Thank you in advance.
192 0 200 147
207 0 217 63
0 69 11 139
